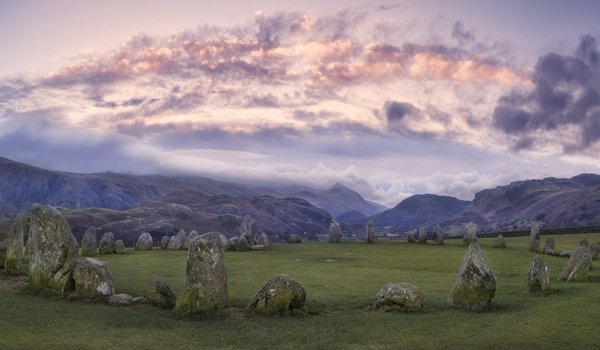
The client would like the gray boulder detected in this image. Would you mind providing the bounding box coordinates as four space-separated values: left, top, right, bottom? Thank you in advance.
167 230 186 250
81 227 97 257
4 215 28 273
239 215 255 245
219 234 229 246
175 232 228 314
432 225 444 245
558 246 592 282
406 232 416 243
98 232 115 255
528 224 541 252
462 223 478 246
255 232 270 247
28 205 79 293
159 235 170 249
567 254 592 282
114 240 126 254
72 257 115 298
374 282 424 312
183 230 199 250
135 232 154 251
144 280 176 309
417 225 427 244
543 237 556 253
108 293 134 306
329 220 342 243
590 242 600 260
289 234 302 243
527 255 551 295
447 243 496 311
493 234 506 248
366 219 376 244
245 274 306 315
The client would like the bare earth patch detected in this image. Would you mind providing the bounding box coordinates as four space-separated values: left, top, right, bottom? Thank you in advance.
0 274 28 293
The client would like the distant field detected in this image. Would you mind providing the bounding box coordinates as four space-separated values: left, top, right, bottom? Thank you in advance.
1 233 599 349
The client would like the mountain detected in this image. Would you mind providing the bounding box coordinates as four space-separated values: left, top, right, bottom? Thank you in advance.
368 194 470 232
276 183 387 219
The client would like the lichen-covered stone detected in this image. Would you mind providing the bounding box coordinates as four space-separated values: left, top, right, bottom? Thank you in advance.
245 274 306 315
114 240 126 254
159 235 170 249
448 243 496 311
183 230 199 250
527 255 551 295
366 219 376 244
329 220 342 243
558 246 591 281
28 205 79 293
406 232 416 243
108 293 133 306
255 232 270 247
175 232 228 314
528 224 540 252
576 239 589 248
219 234 228 247
98 232 115 255
72 257 115 299
4 215 28 273
432 225 444 245
462 223 478 246
81 227 97 257
239 215 255 245
135 232 154 251
543 237 556 253
374 282 424 312
590 242 600 260
493 234 506 248
167 230 186 250
417 225 427 244
144 280 176 309
567 253 592 282
288 234 302 243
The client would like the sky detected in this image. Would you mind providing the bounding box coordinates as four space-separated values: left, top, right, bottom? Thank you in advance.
1 0 600 207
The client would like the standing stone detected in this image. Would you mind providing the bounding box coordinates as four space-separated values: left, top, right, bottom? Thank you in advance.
167 230 186 250
527 255 551 295
493 234 506 248
160 235 170 249
255 232 270 247
175 232 228 314
576 239 589 248
98 232 115 255
567 254 592 282
135 232 154 251
543 237 556 254
144 280 177 309
239 215 255 245
417 225 427 244
447 243 496 311
406 231 416 243
328 220 342 243
0 240 7 269
528 224 541 252
288 234 302 243
4 215 28 273
245 274 306 315
81 227 97 257
114 240 126 254
432 225 444 245
72 257 115 299
558 246 592 281
28 205 79 293
462 223 478 246
366 219 376 244
590 242 600 260
374 282 425 312
219 234 229 247
183 230 199 250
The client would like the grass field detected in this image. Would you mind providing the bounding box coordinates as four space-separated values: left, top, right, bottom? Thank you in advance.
1 233 599 349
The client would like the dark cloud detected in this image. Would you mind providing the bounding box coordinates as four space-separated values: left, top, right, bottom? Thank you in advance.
452 21 475 43
384 100 419 123
492 35 600 151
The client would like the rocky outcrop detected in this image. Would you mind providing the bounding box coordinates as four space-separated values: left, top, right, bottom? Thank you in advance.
81 227 97 257
366 219 376 244
328 220 342 243
374 282 424 312
98 232 115 255
135 232 154 251
558 246 592 282
432 225 444 245
28 205 79 293
447 243 496 311
144 280 176 309
527 255 551 295
417 225 427 244
159 235 170 249
493 234 506 248
167 230 186 250
289 234 302 243
462 223 478 246
183 230 199 250
175 232 228 314
245 274 306 315
114 240 126 254
4 215 28 273
528 224 541 252
72 257 115 299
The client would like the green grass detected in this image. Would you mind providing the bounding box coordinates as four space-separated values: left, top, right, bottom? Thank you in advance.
1 233 600 349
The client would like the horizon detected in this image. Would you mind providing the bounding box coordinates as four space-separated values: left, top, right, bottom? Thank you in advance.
1 1 600 207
